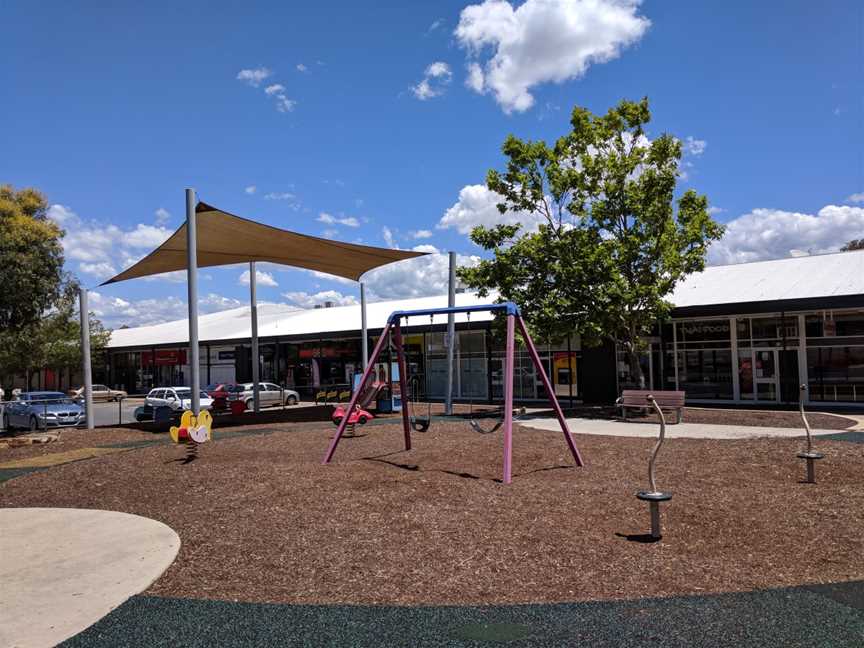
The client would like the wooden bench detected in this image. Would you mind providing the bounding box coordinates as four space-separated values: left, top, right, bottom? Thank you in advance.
616 390 685 424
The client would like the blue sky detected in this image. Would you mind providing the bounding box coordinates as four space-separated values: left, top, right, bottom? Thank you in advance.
2 0 862 328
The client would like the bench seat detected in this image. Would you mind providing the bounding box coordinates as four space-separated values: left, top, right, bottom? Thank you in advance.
616 390 685 424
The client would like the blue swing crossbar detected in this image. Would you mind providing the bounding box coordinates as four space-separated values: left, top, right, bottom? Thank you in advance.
387 302 520 324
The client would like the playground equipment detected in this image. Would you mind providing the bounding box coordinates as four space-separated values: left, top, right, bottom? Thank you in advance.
635 395 672 539
796 384 823 484
170 409 213 462
322 302 584 484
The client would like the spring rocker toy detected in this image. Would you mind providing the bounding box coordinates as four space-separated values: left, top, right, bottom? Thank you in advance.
170 409 213 462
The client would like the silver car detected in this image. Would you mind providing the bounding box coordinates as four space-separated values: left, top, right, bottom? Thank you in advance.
239 383 299 409
144 387 214 412
3 391 85 431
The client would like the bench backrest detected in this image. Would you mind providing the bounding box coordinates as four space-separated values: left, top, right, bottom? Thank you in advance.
620 390 685 407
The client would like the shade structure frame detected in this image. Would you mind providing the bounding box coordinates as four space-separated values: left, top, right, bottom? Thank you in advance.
101 201 427 286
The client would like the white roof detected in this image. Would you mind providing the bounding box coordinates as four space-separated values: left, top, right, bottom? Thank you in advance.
670 249 864 308
108 250 864 349
108 292 496 349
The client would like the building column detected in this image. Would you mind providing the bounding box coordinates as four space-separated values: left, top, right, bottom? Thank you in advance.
730 316 740 401
672 321 679 390
797 314 809 403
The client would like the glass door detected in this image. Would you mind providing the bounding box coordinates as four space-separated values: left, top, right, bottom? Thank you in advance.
753 349 779 402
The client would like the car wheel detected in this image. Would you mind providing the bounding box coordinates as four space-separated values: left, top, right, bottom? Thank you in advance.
29 416 39 432
357 415 368 425
286 395 298 406
245 399 253 411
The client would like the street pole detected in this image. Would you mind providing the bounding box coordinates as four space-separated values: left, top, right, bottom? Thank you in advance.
78 286 94 429
445 251 456 415
250 260 260 413
360 282 368 371
186 188 200 415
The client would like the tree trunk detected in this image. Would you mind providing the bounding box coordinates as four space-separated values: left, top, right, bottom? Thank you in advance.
627 349 646 389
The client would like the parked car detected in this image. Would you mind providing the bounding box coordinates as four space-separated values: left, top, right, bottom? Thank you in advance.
205 383 244 411
144 387 213 412
239 382 299 409
2 391 85 431
71 384 128 402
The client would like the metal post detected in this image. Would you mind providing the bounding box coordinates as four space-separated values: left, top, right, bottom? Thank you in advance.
516 316 584 467
323 321 395 463
79 286 94 429
392 320 412 452
186 188 200 415
502 313 515 483
797 384 823 483
445 251 456 415
360 282 369 371
250 261 260 413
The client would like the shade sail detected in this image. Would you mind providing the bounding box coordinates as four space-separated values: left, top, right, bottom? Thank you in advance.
101 201 427 285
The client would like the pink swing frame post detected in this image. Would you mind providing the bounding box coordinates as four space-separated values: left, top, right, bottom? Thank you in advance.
322 303 584 483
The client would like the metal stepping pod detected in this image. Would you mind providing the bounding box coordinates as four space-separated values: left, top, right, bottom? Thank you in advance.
796 384 823 484
636 395 672 540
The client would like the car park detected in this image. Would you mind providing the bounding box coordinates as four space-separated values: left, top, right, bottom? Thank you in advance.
144 387 213 412
71 384 128 402
239 383 299 409
2 391 85 431
205 383 244 411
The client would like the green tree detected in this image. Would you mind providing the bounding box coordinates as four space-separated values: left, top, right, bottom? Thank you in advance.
0 185 65 331
459 98 724 388
841 239 864 251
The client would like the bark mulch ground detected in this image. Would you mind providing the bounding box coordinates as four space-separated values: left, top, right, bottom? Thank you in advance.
2 420 862 608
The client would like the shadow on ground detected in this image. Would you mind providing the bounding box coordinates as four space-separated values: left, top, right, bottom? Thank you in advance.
61 582 864 647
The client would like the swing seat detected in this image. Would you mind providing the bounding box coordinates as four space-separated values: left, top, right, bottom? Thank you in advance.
469 417 503 434
411 418 431 432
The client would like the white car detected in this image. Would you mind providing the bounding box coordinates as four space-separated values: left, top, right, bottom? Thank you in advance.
239 382 299 409
144 387 213 412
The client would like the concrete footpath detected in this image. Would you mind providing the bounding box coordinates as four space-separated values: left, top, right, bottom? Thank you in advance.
521 417 846 439
0 508 180 648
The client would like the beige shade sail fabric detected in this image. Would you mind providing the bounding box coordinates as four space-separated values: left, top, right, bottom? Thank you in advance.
101 202 427 285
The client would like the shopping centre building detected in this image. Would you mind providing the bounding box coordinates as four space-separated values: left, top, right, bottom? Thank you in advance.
102 249 864 406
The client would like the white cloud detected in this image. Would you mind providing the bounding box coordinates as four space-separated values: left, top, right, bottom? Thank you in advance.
455 0 650 113
282 290 358 308
412 229 434 239
89 291 247 329
296 63 308 72
264 192 295 200
682 136 707 156
47 204 173 279
236 67 272 87
437 184 544 235
708 204 864 265
847 192 864 204
238 269 279 287
382 226 397 248
412 61 453 100
466 62 485 92
245 185 257 195
274 95 296 113
264 83 286 96
46 204 76 224
317 212 360 227
363 251 481 300
707 206 725 215
154 207 171 226
321 228 339 238
428 18 444 33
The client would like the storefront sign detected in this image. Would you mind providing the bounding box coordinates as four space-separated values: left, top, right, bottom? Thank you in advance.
141 350 187 366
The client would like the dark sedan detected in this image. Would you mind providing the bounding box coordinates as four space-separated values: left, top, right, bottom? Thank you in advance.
2 391 85 431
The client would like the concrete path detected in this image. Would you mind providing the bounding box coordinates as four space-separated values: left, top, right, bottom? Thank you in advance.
0 508 180 648
521 417 843 439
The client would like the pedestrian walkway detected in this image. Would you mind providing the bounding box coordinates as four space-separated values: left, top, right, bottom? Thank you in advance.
0 508 180 648
520 416 844 439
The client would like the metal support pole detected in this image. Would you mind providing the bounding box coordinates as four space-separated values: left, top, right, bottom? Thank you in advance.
392 320 412 452
502 313 515 483
186 188 200 415
323 321 395 463
79 286 94 429
250 261 260 413
515 316 584 467
797 384 823 483
445 251 456 415
360 282 369 371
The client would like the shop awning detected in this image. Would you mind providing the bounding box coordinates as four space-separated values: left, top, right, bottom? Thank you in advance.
101 201 426 285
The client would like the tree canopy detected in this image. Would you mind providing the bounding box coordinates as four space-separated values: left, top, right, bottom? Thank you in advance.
0 184 65 331
841 239 864 251
458 98 724 387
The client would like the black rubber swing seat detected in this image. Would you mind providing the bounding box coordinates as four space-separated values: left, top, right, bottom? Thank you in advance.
411 419 431 432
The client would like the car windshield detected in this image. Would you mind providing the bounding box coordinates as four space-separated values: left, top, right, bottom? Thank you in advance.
26 393 72 404
174 388 209 399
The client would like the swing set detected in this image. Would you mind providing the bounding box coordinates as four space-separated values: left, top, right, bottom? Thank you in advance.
322 302 584 484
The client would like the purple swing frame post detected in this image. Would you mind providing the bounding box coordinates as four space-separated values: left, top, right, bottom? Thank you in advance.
322 302 584 483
